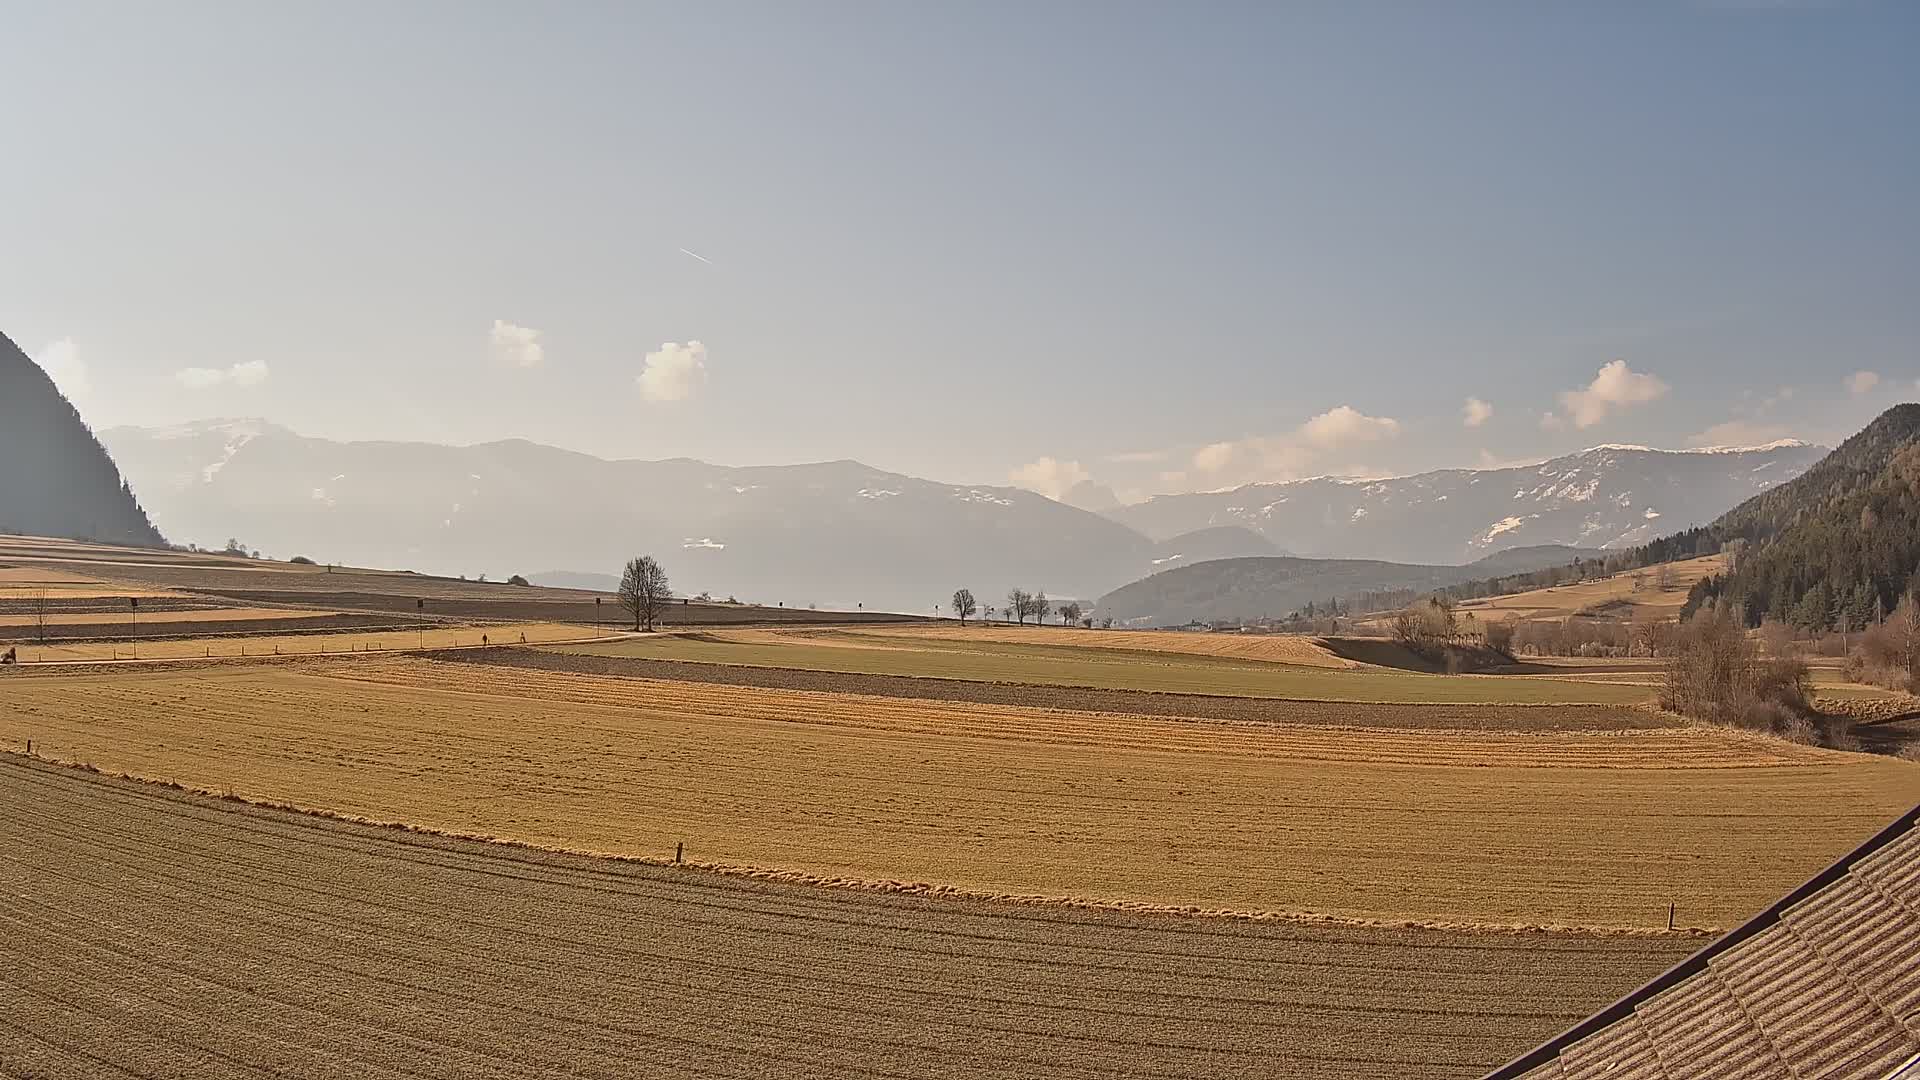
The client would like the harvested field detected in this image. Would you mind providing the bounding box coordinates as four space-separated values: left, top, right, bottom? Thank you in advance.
0 606 330 627
0 612 422 645
548 630 1653 704
6 621 597 662
0 756 1695 1079
865 624 1357 667
451 646 1676 731
5 659 1914 929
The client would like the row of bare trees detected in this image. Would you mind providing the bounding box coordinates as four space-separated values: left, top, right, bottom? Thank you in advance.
948 588 1087 627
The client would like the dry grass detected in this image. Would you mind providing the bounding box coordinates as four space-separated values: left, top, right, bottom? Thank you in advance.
864 624 1357 667
1456 554 1727 623
5 621 597 662
5 658 1914 930
0 755 1695 1079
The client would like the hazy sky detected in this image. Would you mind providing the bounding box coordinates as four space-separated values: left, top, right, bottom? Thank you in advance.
4 1 1916 505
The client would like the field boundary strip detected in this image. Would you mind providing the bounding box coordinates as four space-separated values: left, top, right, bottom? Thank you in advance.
0 749 1721 939
470 646 1648 709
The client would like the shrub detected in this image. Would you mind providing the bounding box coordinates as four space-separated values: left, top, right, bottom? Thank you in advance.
288 555 315 565
1660 604 1813 734
1483 620 1515 656
507 574 530 587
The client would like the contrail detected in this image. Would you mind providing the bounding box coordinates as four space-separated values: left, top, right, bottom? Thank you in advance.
678 247 713 265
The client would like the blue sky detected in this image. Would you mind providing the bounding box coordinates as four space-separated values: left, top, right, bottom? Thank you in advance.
3 1 1915 504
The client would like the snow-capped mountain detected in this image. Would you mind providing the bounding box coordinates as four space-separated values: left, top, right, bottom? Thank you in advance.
99 420 1159 612
1103 441 1826 565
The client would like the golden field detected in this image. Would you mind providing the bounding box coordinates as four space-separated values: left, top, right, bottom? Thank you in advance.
7 621 599 662
5 657 1913 930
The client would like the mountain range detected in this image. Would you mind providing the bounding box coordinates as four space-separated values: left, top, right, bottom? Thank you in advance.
1107 441 1826 563
96 419 1824 614
0 331 163 547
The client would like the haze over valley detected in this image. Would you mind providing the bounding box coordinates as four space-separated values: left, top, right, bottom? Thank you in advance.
5 5 1918 1079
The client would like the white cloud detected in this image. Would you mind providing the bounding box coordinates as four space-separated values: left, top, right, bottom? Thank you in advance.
1299 405 1401 448
174 360 270 389
1185 405 1401 487
1555 359 1668 428
1687 419 1794 449
1539 411 1566 431
1191 441 1237 473
1844 370 1881 396
31 338 89 401
490 320 544 369
638 340 707 402
1462 397 1493 428
1008 456 1090 501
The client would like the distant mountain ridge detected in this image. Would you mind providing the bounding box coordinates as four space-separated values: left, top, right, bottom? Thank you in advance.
100 419 1158 613
0 331 163 546
1103 442 1826 564
100 418 1827 615
1095 545 1606 626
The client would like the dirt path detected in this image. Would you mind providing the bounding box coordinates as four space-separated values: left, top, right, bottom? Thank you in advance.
0 755 1693 1079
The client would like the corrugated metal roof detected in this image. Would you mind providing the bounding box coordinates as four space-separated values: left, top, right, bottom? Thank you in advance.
1487 805 1920 1080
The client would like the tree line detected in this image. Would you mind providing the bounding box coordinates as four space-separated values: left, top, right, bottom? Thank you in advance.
949 588 1093 628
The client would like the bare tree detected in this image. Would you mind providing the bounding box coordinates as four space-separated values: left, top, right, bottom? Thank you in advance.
1059 601 1083 626
1031 590 1050 626
951 588 977 625
1007 588 1030 626
618 555 671 631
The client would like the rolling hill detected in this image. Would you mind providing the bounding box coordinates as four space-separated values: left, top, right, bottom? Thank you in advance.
0 330 164 547
1095 545 1604 626
1683 404 1920 627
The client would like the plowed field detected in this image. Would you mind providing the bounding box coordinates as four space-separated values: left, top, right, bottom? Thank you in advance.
548 632 1650 704
859 625 1358 666
5 658 1914 929
0 756 1696 1079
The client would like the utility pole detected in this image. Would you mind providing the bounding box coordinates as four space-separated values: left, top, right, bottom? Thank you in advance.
130 596 139 658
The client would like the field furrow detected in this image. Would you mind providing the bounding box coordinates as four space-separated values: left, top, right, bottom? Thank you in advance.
0 757 1694 1079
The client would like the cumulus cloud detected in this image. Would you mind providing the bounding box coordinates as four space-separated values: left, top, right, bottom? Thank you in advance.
1462 397 1493 428
1008 457 1091 501
1844 370 1881 396
1554 360 1668 428
31 338 89 401
1687 419 1793 449
1688 385 1802 448
174 360 270 389
490 320 545 368
1298 405 1401 448
1185 405 1401 488
637 340 707 402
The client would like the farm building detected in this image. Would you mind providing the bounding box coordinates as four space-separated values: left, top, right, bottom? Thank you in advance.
1489 805 1920 1079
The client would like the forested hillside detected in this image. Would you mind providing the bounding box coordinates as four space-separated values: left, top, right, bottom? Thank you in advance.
0 331 164 546
1684 405 1920 628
